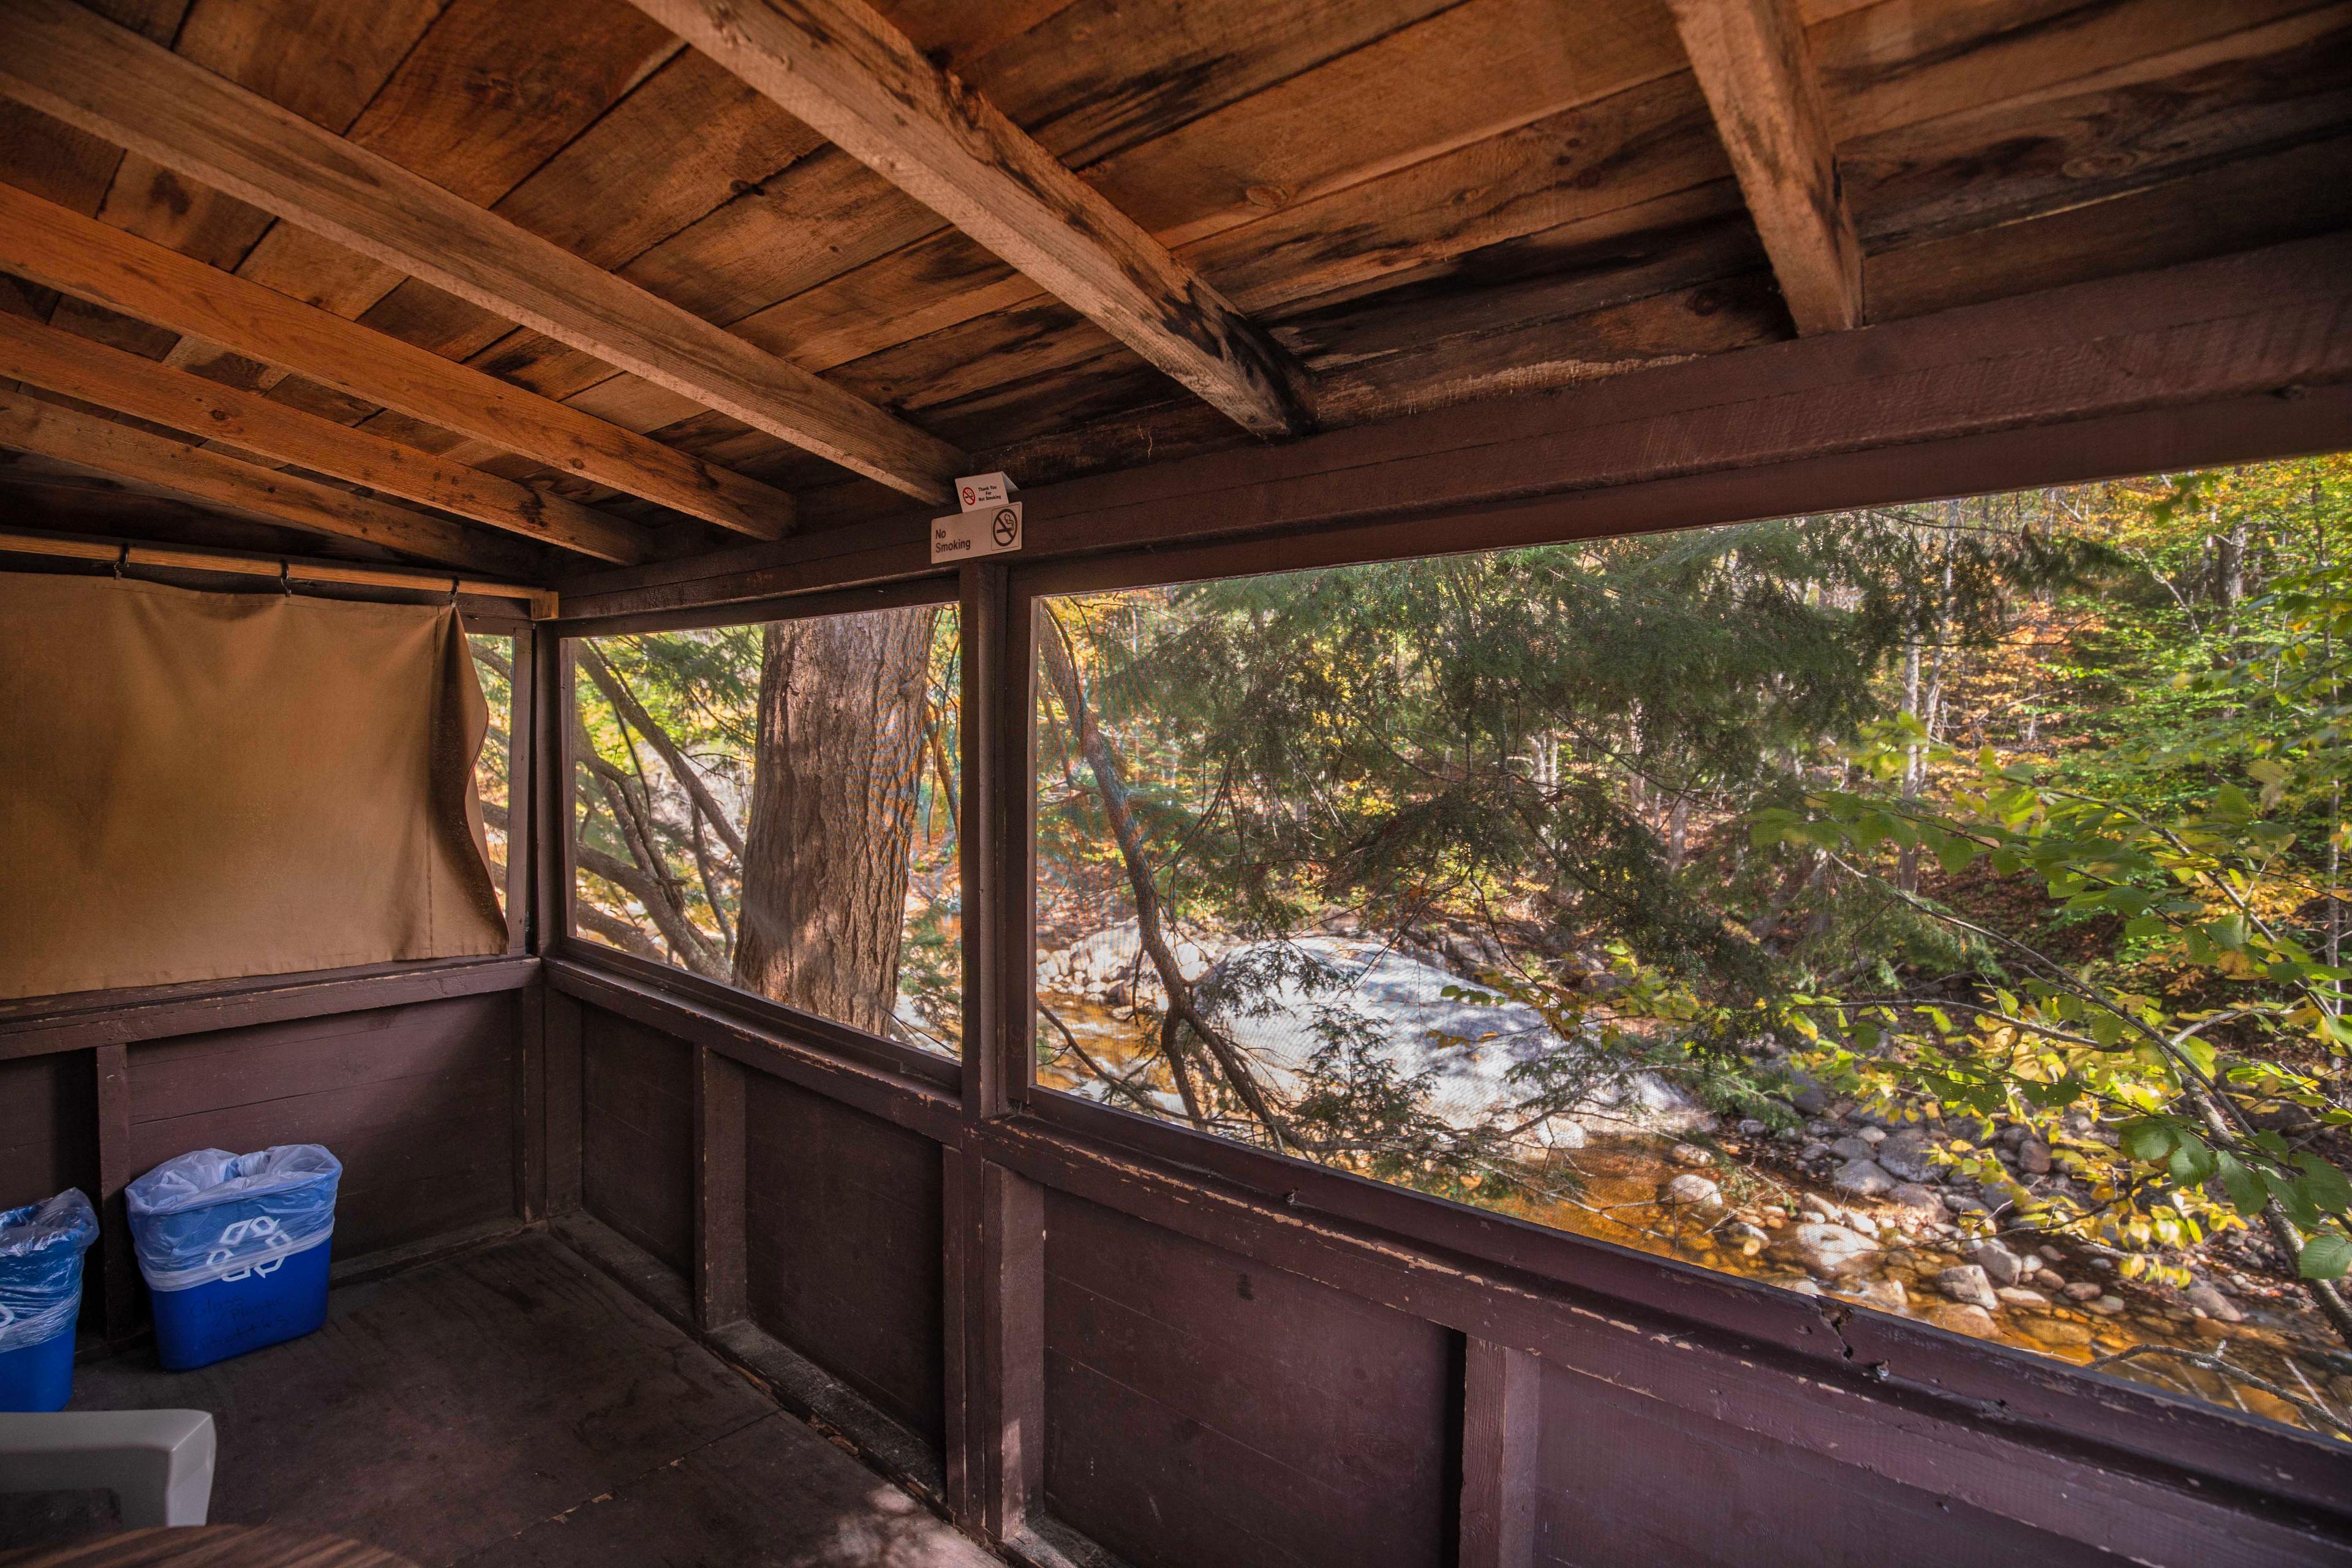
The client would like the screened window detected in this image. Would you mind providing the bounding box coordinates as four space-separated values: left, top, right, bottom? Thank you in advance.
1033 456 2352 1439
467 631 513 915
571 605 961 1057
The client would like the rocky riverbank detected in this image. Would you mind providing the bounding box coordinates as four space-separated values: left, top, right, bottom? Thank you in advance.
1034 918 2352 1438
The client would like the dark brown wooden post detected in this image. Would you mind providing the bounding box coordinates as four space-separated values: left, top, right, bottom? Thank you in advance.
694 1046 749 1330
944 1149 1046 1543
527 628 571 957
513 977 546 1222
959 559 1011 1120
91 1044 138 1340
1460 1339 1542 1568
543 988 584 1216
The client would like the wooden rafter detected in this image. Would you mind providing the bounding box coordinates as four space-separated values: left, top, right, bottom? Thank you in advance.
0 0 964 502
0 312 654 565
0 386 533 576
0 185 797 543
626 0 1311 440
1663 0 1863 334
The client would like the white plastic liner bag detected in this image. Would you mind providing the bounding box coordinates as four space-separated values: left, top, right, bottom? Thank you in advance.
0 1188 98 1352
125 1145 342 1294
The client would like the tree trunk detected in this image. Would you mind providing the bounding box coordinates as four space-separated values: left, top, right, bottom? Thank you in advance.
733 607 937 1035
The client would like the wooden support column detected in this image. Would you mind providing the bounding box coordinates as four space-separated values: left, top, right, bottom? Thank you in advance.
960 560 1027 1121
694 1047 750 1332
542 989 585 1217
513 978 547 1224
944 1150 1046 1544
91 1044 138 1341
1460 1340 1543 1568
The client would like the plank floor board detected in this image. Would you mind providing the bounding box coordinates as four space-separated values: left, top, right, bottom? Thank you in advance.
3 1233 995 1568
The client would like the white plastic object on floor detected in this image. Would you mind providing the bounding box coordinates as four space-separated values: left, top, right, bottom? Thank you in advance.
0 1409 216 1526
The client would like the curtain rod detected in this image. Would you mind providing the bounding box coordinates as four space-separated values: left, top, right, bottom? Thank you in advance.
0 528 557 619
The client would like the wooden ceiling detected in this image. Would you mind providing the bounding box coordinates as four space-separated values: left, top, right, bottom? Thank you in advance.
0 0 2342 587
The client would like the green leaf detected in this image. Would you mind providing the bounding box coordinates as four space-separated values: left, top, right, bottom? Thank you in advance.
2298 1234 2352 1281
2215 1153 2268 1216
1936 836 1977 875
2124 914 2168 941
2118 1118 2176 1163
2293 1153 2352 1216
2167 1139 2217 1187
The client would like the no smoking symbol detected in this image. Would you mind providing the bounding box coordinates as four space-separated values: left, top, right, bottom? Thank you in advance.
992 507 1018 546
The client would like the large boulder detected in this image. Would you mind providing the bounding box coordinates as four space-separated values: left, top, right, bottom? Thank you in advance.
1831 1159 1896 1198
1773 1223 1882 1278
1827 1134 1877 1163
1874 1128 1937 1182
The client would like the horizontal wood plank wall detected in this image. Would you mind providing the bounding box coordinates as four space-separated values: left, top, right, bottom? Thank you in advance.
579 1005 696 1273
0 1054 94 1213
743 1073 946 1449
125 993 517 1260
1531 1359 2102 1567
1041 1191 1456 1568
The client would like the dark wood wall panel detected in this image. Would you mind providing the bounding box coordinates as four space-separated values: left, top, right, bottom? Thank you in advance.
580 1006 693 1273
742 1072 945 1448
1532 1359 2102 1568
126 994 516 1260
0 1052 94 1212
1042 1191 1455 1568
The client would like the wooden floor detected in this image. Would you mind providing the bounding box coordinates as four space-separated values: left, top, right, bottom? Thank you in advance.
2 1233 996 1567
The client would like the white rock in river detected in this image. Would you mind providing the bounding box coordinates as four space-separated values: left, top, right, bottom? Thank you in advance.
1888 1182 1943 1216
1774 1223 1882 1277
1192 936 1710 1141
1935 1264 2002 1311
2185 1284 2244 1323
1996 1286 2049 1307
1662 1174 1724 1209
1967 1238 2026 1287
1839 1276 1909 1314
1670 1143 1714 1167
1831 1158 1897 1197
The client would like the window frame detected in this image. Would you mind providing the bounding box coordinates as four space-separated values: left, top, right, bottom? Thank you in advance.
996 490 2352 1466
549 575 966 1090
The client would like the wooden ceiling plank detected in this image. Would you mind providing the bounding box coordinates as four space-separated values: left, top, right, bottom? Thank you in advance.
0 0 963 501
1663 0 1863 334
0 309 654 564
0 384 532 575
0 182 796 540
628 0 1311 439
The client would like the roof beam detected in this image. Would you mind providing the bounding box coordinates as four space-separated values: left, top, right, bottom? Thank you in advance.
0 312 655 564
0 386 536 576
0 184 793 542
0 0 963 501
625 0 1311 440
1663 0 1863 334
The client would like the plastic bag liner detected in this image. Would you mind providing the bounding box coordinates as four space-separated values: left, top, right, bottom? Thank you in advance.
126 1146 341 1294
0 1189 99 1352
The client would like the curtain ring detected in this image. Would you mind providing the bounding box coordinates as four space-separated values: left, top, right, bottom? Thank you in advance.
112 543 129 579
279 560 293 596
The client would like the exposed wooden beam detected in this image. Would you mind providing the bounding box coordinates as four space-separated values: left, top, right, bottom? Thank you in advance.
0 184 794 543
625 0 1311 440
0 312 654 564
1663 0 1863 334
0 0 963 501
0 386 532 575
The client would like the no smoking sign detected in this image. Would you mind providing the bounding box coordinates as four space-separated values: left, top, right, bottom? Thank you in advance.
931 500 1023 562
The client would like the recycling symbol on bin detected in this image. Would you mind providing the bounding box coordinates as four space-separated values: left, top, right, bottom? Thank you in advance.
209 1214 292 1283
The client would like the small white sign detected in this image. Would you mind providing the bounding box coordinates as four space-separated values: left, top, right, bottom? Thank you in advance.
954 471 1013 513
932 501 1023 564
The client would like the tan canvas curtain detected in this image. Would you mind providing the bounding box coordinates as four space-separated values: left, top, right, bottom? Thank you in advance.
1 572 506 1000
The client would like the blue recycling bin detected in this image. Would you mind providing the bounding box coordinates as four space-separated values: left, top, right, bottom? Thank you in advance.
0 1188 99 1411
126 1146 341 1371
